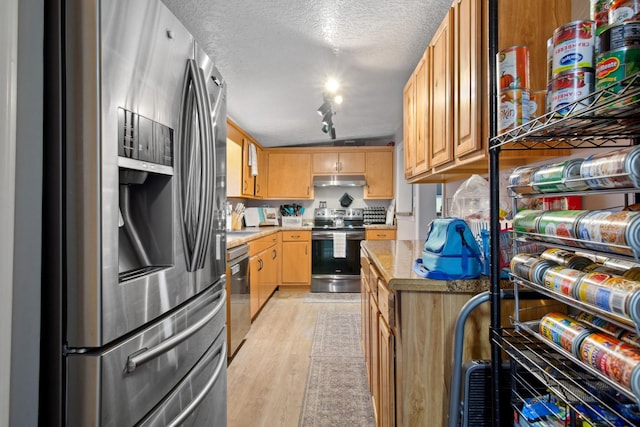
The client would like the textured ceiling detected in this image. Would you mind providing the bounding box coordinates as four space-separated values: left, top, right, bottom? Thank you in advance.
162 0 452 147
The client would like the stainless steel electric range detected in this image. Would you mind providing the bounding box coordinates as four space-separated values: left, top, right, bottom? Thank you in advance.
311 208 365 293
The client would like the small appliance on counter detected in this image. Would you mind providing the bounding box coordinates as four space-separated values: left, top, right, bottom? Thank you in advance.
243 207 279 227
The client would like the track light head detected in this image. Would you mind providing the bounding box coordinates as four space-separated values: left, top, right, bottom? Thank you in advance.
317 101 331 117
330 127 336 140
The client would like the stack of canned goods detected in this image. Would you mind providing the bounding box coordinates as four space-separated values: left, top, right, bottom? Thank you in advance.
508 145 640 196
497 46 530 133
594 0 640 102
550 20 597 114
538 310 640 396
513 208 640 255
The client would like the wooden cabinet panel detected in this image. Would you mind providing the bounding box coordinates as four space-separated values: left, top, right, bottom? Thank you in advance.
364 150 394 199
281 230 310 286
429 9 453 168
254 145 267 198
454 0 481 158
414 51 430 175
365 229 396 241
379 317 395 427
313 151 365 174
369 293 380 422
266 152 312 199
241 138 256 197
249 255 261 319
402 75 416 178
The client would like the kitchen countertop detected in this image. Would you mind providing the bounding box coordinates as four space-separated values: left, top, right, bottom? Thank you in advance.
226 224 397 248
361 240 495 293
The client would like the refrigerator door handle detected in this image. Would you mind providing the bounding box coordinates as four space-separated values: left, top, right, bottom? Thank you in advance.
167 342 226 427
125 288 226 373
179 59 211 271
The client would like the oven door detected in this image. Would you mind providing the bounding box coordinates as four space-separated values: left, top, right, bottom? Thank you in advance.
311 229 364 292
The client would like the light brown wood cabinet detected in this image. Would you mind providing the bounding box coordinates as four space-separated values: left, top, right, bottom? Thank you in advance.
266 151 313 199
364 150 394 199
365 229 396 241
429 8 453 168
280 230 311 286
402 74 416 179
312 151 365 174
227 118 266 199
248 233 280 319
403 0 571 183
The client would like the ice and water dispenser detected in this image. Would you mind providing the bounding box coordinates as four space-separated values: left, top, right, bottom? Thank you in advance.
117 107 174 281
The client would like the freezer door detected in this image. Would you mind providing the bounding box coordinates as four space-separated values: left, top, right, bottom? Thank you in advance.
138 328 227 427
66 284 226 427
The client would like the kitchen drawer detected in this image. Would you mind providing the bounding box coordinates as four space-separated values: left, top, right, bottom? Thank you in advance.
280 230 310 242
249 233 279 255
377 279 395 327
365 229 397 240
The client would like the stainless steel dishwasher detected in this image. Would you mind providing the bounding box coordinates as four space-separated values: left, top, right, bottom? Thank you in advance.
226 244 250 359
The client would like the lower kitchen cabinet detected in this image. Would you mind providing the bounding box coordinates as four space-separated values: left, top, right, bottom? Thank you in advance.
365 229 396 241
249 233 280 319
280 230 311 287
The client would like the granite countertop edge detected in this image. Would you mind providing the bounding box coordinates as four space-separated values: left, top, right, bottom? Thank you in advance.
361 240 501 293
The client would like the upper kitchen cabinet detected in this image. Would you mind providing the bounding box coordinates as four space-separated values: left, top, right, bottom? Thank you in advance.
364 149 394 199
404 0 571 183
227 118 265 198
254 145 268 198
312 149 365 174
266 150 313 199
429 8 453 168
403 49 430 178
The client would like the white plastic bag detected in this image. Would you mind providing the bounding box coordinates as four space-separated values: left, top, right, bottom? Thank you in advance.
449 175 490 221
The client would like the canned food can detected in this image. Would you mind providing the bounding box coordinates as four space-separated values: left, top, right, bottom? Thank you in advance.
540 312 593 356
540 248 593 270
513 210 543 234
547 37 554 84
497 46 530 90
603 256 640 272
620 329 640 347
624 267 640 280
576 271 622 311
597 21 640 53
543 265 587 296
532 159 590 193
551 68 596 115
498 89 530 133
510 254 555 285
553 20 596 75
529 90 548 119
508 165 539 195
596 47 640 105
575 311 626 337
579 332 640 391
537 210 590 246
592 0 614 29
582 262 628 275
576 209 640 255
581 145 640 189
610 0 640 24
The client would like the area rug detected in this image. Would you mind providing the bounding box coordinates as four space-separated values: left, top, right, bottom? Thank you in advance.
299 312 374 427
303 292 361 303
310 312 362 357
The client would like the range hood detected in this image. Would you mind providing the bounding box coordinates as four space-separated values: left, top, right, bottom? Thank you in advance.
313 175 367 187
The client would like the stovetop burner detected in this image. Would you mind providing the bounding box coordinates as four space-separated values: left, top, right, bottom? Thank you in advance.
313 207 364 228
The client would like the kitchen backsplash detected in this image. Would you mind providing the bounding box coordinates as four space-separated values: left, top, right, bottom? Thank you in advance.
241 186 390 219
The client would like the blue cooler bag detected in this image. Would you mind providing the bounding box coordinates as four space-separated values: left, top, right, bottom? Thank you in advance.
413 218 482 280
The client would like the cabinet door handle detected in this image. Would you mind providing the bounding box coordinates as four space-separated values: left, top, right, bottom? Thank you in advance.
258 258 263 271
272 249 277 259
335 161 339 171
243 180 247 191
256 184 260 193
291 235 300 239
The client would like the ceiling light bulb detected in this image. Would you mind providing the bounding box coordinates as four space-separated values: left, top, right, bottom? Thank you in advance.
334 95 343 105
325 79 339 93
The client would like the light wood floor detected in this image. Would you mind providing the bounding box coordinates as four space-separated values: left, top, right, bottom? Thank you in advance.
226 289 361 427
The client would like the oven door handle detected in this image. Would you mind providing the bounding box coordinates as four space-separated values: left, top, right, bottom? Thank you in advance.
125 288 226 373
312 231 365 240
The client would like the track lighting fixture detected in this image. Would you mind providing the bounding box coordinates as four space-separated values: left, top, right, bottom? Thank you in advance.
316 80 342 139
317 101 331 117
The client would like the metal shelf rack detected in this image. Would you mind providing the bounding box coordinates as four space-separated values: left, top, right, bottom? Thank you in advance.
487 1 640 424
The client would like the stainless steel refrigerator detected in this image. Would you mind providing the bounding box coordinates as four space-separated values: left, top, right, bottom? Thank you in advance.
42 0 227 425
